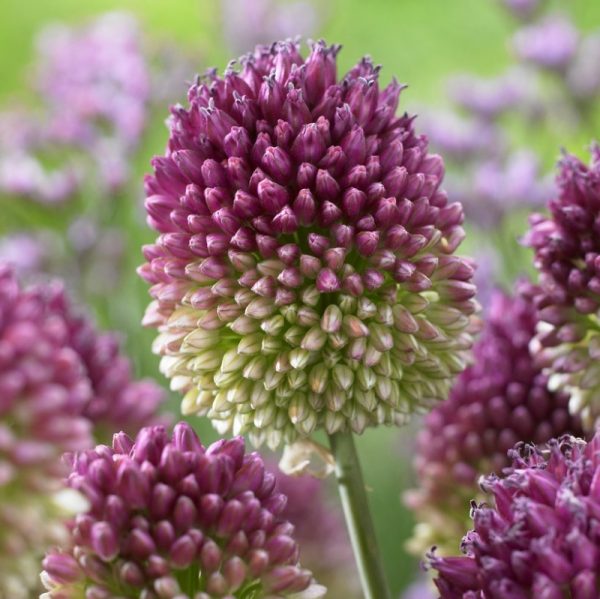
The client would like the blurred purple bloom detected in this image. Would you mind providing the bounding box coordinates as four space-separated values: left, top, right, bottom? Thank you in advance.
430 432 600 597
447 69 528 120
420 110 503 162
273 467 360 596
471 248 500 313
452 150 552 228
37 12 150 148
0 232 48 276
221 0 321 54
566 31 600 100
406 289 582 554
513 14 579 71
42 422 322 598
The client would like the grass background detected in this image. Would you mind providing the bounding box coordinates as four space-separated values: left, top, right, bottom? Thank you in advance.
1 0 599 594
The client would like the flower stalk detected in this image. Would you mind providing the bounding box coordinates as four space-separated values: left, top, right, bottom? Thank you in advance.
329 430 391 599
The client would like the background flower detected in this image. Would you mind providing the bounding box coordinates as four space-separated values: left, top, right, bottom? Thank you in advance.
430 432 600 597
405 288 583 555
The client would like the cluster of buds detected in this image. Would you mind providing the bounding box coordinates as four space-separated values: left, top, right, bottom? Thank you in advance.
430 432 600 597
41 422 322 598
405 289 582 555
0 264 166 596
139 39 478 448
523 145 600 428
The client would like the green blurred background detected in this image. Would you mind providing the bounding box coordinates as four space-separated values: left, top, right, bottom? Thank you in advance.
1 1 599 594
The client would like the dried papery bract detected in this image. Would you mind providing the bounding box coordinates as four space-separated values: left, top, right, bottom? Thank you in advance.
139 39 478 449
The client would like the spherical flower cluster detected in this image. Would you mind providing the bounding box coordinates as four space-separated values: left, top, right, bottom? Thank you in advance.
139 39 478 448
0 266 93 597
0 264 166 596
523 145 600 428
41 422 322 598
429 432 600 597
405 290 582 555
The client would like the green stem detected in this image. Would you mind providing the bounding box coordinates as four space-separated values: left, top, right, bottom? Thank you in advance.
328 430 391 599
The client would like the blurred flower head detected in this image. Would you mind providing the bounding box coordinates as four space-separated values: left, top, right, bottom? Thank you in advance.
430 432 600 597
449 150 552 228
0 265 93 597
566 31 600 101
41 422 323 598
513 13 579 72
36 12 150 149
523 144 600 428
273 466 359 596
0 263 167 594
406 289 582 555
139 39 478 448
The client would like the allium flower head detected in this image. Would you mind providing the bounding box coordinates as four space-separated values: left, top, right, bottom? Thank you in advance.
429 432 600 597
0 264 166 595
513 14 579 72
406 290 582 555
41 422 322 598
523 145 600 428
0 265 93 597
139 40 478 448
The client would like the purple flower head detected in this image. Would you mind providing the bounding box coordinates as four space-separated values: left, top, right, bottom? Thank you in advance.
405 289 582 555
41 422 323 598
451 150 552 228
429 431 600 597
36 12 150 149
420 110 503 163
0 265 93 596
139 40 478 448
0 265 167 594
273 466 359 596
513 14 579 72
0 110 82 204
447 69 527 120
523 145 600 428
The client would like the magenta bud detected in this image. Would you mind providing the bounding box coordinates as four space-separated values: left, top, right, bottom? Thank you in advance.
91 522 119 562
316 268 341 293
170 534 197 569
257 179 289 215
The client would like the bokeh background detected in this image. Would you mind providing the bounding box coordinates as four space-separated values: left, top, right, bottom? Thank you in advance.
1 0 599 595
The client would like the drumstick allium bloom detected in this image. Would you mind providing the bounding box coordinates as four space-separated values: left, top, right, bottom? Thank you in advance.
523 145 600 429
41 422 323 598
405 290 583 556
0 264 167 596
429 432 600 597
139 39 478 448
